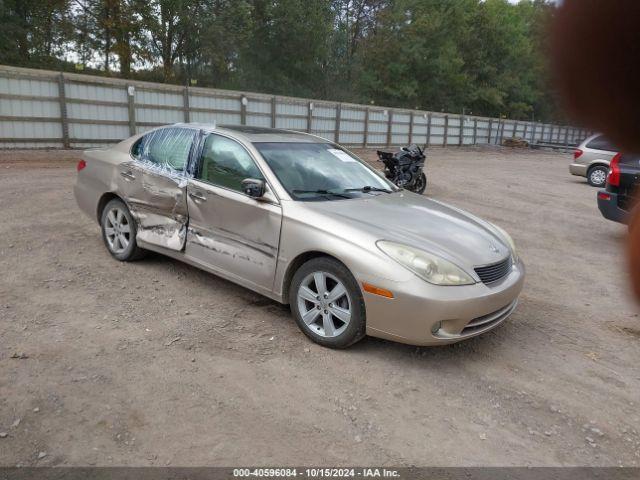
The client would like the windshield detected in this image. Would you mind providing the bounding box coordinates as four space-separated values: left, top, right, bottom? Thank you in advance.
254 142 397 201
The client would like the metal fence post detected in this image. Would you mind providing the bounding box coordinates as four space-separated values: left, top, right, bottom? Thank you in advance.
426 113 432 147
240 95 247 125
335 103 342 143
271 96 277 128
307 101 313 133
531 123 537 144
386 109 393 147
408 112 414 145
126 84 136 136
512 121 518 138
458 114 463 146
443 115 449 147
472 118 477 145
487 119 493 144
57 73 70 148
563 126 569 152
499 119 505 145
183 87 190 123
363 108 369 148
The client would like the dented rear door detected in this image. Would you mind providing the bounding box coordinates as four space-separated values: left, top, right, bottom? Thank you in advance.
120 127 197 251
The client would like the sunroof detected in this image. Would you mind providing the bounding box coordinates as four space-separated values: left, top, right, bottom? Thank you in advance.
220 125 293 135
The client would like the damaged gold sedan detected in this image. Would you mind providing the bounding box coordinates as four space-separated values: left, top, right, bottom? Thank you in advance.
74 124 524 348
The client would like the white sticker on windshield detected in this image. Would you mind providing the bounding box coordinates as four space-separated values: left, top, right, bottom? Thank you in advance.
327 149 356 162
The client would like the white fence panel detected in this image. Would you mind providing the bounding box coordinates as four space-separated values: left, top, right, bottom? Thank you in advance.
0 65 591 150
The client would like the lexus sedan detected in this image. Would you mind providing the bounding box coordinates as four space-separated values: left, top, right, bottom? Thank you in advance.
74 124 525 348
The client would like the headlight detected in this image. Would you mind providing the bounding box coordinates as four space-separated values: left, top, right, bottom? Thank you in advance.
377 241 475 286
492 224 518 262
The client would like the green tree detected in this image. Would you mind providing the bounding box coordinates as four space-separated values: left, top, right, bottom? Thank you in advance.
358 0 476 111
135 0 198 81
181 0 252 87
0 0 563 122
239 0 334 98
0 0 71 68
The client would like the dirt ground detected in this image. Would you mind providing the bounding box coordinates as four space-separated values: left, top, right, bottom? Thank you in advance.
1 146 639 467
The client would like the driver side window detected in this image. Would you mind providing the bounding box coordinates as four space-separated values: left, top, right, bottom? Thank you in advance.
198 134 264 192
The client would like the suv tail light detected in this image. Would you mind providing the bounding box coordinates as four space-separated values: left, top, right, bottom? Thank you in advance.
607 153 621 186
573 149 583 159
77 159 87 172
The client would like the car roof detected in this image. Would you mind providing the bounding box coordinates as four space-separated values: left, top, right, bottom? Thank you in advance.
174 123 329 144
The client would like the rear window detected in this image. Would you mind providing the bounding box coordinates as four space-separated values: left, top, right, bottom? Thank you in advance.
586 135 617 152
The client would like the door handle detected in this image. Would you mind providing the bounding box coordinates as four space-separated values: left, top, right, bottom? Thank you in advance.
189 191 207 202
120 170 135 181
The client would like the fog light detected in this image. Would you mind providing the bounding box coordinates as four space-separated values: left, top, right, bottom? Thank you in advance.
431 321 442 335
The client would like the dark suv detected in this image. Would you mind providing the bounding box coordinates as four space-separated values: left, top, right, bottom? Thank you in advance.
597 153 640 224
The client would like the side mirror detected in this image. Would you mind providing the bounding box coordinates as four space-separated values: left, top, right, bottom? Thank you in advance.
241 178 266 198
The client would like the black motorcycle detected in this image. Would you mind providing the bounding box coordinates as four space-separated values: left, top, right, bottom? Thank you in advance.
376 144 427 194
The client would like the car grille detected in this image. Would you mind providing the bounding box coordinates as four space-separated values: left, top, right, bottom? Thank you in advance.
474 257 512 284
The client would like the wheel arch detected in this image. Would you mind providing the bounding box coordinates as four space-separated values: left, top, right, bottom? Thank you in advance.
587 162 609 173
281 250 349 304
96 192 124 223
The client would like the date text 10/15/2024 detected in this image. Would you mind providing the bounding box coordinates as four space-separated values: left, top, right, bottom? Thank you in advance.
233 468 401 478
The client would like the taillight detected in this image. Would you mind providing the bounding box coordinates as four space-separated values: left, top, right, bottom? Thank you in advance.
77 160 86 172
598 192 611 201
574 149 583 159
607 153 621 186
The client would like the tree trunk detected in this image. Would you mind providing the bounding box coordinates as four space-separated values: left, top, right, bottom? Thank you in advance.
117 31 132 77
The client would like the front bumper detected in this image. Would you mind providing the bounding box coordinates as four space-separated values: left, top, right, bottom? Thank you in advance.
569 163 588 177
597 190 628 224
362 259 525 346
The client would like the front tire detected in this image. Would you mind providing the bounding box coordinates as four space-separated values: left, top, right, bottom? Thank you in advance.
100 198 146 261
587 165 608 187
412 172 427 194
289 257 366 348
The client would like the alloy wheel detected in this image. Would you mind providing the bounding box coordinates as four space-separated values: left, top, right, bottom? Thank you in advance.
296 271 352 338
104 207 131 254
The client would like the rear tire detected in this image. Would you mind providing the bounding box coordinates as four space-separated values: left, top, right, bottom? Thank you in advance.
289 257 366 349
100 198 146 261
587 165 608 187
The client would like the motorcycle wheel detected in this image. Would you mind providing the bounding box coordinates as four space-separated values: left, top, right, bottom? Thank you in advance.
412 172 427 194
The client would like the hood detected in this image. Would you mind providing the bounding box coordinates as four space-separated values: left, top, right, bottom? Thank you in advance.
304 191 511 269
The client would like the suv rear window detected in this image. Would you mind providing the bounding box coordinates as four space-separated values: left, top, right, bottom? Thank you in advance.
586 135 617 152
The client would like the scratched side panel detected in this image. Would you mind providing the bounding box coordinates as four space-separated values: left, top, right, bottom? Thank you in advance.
185 180 282 294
